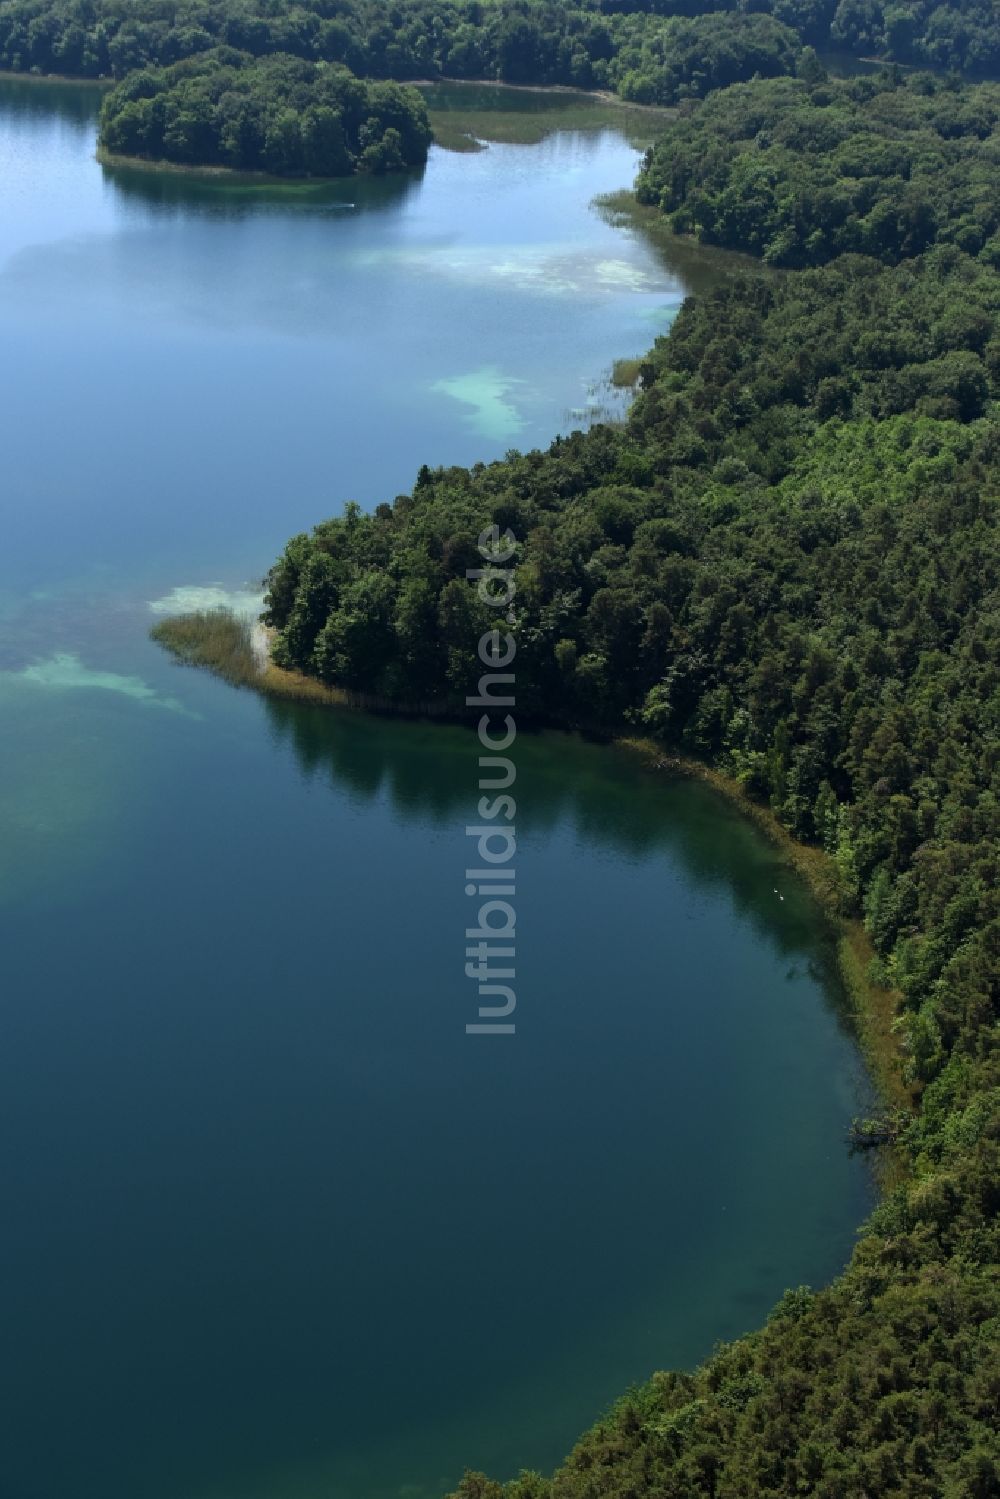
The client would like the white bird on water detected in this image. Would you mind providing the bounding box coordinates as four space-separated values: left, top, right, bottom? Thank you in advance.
773 888 785 901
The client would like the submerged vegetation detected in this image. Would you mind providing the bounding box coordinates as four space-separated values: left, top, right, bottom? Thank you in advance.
420 81 670 152
233 66 999 1499
98 49 431 174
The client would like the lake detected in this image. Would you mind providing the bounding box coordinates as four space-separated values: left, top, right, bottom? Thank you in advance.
0 79 874 1499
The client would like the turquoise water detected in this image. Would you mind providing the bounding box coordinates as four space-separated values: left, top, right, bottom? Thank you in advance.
0 80 874 1499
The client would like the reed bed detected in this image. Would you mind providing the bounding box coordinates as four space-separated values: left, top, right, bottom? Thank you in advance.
151 608 259 686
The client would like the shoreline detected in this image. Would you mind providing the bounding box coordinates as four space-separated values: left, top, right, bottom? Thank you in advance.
4 70 672 174
0 67 110 86
157 609 913 1151
0 66 616 96
617 738 913 1129
95 145 368 185
5 53 993 103
596 190 780 284
0 66 666 109
414 75 675 115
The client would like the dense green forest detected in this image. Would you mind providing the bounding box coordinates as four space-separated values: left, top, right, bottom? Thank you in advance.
637 68 1000 264
243 68 1000 1497
4 0 1000 98
98 49 431 173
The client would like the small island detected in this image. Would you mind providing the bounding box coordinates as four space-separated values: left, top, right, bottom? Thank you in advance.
98 49 432 176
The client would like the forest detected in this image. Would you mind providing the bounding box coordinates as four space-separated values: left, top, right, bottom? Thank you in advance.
637 67 1000 264
241 67 1000 1498
4 0 1000 99
98 50 431 174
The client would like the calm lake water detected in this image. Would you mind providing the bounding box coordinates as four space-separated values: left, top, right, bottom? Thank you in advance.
0 79 874 1499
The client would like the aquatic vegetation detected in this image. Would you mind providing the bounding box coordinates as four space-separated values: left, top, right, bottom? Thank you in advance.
610 356 642 388
151 609 260 686
422 86 670 152
151 608 356 711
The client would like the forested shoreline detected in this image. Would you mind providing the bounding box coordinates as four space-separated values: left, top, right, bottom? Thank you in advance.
636 67 1000 265
4 0 1000 104
218 63 999 1498
9 0 1000 175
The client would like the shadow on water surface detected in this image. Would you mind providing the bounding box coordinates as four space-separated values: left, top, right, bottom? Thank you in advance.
0 73 103 127
100 156 426 219
262 691 854 1015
